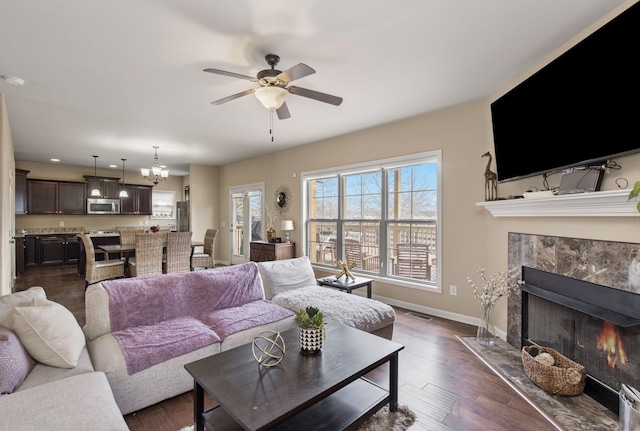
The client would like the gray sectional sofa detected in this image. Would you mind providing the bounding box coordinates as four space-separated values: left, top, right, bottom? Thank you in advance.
0 287 129 431
1 256 395 428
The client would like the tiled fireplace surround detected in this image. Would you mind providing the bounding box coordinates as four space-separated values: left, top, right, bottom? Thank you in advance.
506 233 640 413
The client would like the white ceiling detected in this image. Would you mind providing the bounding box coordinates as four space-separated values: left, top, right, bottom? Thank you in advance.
0 0 628 176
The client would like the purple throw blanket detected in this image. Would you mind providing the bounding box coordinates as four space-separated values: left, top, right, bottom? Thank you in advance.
102 262 292 374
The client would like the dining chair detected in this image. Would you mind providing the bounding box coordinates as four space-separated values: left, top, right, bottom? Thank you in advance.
117 227 145 270
191 229 217 270
162 231 192 274
117 227 145 246
396 243 430 280
315 232 335 264
78 233 125 288
128 233 164 278
344 238 379 271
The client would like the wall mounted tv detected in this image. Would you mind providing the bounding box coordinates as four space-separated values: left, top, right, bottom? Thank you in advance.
490 2 640 183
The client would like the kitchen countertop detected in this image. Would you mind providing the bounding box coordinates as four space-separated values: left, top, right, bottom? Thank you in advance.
15 228 119 238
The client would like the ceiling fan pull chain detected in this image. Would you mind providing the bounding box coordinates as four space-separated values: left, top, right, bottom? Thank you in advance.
270 111 275 142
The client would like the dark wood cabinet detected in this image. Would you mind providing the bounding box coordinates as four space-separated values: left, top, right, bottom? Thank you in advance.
15 238 26 276
250 241 296 262
15 169 29 214
16 234 81 274
28 180 86 214
85 176 121 199
38 234 81 265
120 185 152 215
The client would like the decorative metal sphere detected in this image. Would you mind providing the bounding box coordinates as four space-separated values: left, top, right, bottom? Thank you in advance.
252 330 286 367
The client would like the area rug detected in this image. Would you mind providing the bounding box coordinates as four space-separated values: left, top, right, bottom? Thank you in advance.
177 404 416 431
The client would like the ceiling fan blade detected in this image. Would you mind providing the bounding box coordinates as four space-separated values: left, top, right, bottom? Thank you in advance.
211 89 256 105
277 63 315 83
203 68 258 82
276 102 291 120
288 86 343 106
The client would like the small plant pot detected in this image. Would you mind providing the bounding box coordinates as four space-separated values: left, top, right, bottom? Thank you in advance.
299 328 324 355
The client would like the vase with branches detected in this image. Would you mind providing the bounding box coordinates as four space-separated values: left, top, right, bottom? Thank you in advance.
467 267 518 346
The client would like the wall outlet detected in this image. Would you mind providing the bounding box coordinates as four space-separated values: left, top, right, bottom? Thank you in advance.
138 221 143 225
59 221 64 227
449 285 457 296
221 221 226 227
144 220 149 226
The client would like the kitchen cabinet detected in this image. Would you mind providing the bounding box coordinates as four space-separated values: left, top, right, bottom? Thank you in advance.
38 234 81 265
16 234 81 274
28 180 86 214
120 185 152 215
250 241 296 262
84 176 121 199
15 169 29 214
15 238 26 276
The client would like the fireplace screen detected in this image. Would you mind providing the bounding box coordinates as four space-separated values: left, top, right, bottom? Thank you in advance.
526 293 640 395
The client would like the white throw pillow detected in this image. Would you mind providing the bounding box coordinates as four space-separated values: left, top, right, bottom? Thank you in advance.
257 256 318 300
12 297 86 368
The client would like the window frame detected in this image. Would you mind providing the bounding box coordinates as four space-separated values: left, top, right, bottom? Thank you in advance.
302 150 442 293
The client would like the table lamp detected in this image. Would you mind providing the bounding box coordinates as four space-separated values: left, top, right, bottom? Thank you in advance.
281 220 294 243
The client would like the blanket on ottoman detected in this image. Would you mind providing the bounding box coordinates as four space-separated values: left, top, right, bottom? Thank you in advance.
271 285 396 335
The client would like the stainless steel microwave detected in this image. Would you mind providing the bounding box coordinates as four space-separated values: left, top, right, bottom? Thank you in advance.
87 198 120 214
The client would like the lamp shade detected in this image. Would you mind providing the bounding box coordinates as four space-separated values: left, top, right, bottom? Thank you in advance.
281 220 294 231
255 86 288 111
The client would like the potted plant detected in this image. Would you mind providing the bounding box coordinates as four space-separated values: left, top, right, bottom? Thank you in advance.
295 306 327 354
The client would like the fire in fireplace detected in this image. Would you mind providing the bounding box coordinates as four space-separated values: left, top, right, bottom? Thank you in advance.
597 321 628 369
521 267 640 414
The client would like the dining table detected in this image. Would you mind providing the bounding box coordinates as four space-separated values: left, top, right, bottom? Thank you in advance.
97 240 205 273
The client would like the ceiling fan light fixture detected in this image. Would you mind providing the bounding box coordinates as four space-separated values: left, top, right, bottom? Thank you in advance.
255 86 288 111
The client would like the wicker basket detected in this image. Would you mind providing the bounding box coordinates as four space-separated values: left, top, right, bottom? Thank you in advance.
522 345 586 396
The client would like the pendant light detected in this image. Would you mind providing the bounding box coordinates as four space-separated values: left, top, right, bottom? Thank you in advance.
119 159 128 198
90 155 101 197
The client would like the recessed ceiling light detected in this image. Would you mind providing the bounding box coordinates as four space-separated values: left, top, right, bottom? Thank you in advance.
50 158 60 162
3 76 25 86
109 164 117 168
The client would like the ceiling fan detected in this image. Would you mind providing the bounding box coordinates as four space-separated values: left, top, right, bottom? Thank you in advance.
204 54 343 120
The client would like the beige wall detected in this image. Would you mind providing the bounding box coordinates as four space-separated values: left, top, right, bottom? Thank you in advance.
187 164 219 248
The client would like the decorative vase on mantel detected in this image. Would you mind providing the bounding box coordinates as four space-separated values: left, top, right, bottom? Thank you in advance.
477 303 496 347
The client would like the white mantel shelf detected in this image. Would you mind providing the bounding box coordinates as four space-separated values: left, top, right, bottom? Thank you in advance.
476 189 639 217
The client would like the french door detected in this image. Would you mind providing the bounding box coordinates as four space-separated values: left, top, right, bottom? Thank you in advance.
229 183 265 265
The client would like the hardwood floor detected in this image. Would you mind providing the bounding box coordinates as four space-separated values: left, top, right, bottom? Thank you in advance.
14 264 558 431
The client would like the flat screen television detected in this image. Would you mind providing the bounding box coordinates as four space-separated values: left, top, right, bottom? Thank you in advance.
490 2 640 183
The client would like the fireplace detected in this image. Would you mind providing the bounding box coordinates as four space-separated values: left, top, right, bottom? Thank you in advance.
520 266 640 414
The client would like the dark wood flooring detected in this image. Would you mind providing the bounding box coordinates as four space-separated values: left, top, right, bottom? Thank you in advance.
15 264 559 431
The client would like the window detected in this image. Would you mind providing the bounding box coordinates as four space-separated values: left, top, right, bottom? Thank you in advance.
151 190 175 219
304 151 441 290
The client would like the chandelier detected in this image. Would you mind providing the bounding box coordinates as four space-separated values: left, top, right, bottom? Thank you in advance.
140 146 169 185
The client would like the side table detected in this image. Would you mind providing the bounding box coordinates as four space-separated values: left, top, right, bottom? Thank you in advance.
317 275 373 298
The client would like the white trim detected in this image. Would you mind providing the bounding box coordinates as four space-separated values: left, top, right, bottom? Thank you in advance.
476 189 638 217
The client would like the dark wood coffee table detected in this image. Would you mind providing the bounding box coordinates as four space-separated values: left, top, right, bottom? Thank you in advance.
184 322 404 431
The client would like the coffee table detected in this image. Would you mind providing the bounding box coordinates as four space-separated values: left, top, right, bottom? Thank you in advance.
184 322 404 431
